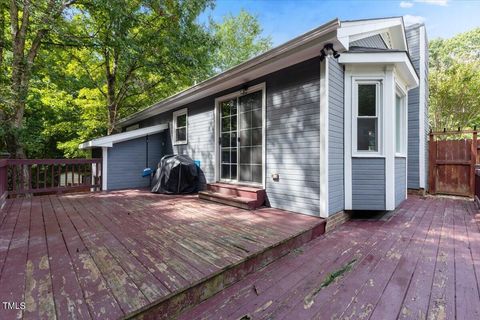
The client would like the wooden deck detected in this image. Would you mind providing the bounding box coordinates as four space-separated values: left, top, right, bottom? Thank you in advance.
0 190 325 319
180 196 480 320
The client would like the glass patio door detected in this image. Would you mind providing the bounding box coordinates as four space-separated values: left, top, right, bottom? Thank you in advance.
220 90 263 185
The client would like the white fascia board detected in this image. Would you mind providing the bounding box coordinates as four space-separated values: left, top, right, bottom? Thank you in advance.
118 19 341 127
338 52 419 88
79 124 168 149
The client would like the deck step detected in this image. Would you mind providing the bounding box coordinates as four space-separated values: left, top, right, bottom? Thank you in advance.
198 183 266 210
125 213 326 319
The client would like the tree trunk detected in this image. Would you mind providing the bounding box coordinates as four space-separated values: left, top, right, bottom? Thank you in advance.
0 3 5 66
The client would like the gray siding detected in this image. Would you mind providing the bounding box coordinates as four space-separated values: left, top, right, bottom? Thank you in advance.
352 158 385 210
132 58 322 216
139 98 215 186
395 157 407 206
107 133 164 190
328 58 344 214
265 58 321 216
406 24 428 190
350 34 387 49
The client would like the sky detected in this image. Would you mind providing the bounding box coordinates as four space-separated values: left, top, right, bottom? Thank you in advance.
200 0 480 46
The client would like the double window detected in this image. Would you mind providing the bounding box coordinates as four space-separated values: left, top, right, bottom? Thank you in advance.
173 108 188 145
354 81 382 154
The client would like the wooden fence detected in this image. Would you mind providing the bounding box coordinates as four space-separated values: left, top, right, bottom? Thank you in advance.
0 158 102 208
429 130 478 197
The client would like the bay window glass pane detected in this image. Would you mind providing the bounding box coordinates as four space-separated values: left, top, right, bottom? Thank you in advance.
357 118 377 151
396 95 402 153
358 84 376 116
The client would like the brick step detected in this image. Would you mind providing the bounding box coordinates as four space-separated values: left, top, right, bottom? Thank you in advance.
124 215 326 319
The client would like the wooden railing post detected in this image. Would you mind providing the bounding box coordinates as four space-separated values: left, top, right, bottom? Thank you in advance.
471 130 478 197
428 131 436 195
0 159 8 209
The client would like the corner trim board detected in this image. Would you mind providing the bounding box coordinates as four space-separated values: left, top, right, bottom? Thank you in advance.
102 147 108 191
418 25 426 189
319 57 329 217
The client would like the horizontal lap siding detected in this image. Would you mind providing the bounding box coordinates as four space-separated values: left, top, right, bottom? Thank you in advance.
395 157 407 206
350 34 387 48
328 58 344 214
406 25 423 189
352 158 385 210
266 58 321 216
107 133 164 190
139 99 215 187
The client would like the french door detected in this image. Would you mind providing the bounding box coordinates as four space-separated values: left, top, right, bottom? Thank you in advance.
219 89 263 185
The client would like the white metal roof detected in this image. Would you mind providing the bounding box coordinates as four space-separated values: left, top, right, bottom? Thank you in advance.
78 124 168 149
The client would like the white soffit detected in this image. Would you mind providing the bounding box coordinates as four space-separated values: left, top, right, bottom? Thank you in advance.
79 124 168 149
338 51 419 88
338 17 407 51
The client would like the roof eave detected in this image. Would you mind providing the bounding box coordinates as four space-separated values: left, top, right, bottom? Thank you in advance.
117 18 342 127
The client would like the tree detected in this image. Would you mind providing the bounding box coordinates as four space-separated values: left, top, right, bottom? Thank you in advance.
428 28 480 130
1 0 78 158
209 9 272 73
429 62 480 130
64 0 214 135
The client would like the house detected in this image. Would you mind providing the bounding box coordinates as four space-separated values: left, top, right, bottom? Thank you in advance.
79 17 428 219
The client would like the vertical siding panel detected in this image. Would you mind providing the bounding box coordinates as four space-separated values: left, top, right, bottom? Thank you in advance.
328 58 344 214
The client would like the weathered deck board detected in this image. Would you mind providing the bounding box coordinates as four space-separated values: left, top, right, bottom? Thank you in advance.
23 197 56 320
0 189 324 319
49 195 124 319
0 198 31 320
180 196 480 320
40 196 92 320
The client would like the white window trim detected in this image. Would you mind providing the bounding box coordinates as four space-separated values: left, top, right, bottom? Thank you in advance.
352 79 384 157
213 82 266 188
172 108 188 145
395 87 407 157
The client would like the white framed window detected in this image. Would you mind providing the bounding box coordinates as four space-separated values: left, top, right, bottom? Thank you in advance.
395 91 407 156
353 80 382 155
173 108 188 145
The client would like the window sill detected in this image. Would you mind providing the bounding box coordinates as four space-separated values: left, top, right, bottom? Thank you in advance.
395 154 407 158
352 153 385 158
173 141 188 146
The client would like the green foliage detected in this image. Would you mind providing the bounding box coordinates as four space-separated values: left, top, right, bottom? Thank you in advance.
0 2 273 158
209 9 272 73
429 28 480 130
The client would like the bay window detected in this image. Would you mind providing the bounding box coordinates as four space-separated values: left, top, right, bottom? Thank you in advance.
354 81 382 154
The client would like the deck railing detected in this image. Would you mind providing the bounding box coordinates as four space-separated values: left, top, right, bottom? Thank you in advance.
0 158 102 208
